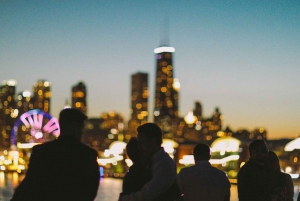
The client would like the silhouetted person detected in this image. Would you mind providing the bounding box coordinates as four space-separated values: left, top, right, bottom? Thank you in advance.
119 123 179 201
267 151 293 201
121 137 152 195
177 143 230 201
11 108 100 201
238 139 270 201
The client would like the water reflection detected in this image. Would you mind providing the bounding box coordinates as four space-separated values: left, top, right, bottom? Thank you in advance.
1 173 299 201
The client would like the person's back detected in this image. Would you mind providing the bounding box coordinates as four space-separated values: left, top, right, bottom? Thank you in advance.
177 143 230 201
178 161 230 201
267 151 293 201
237 139 270 201
11 108 100 201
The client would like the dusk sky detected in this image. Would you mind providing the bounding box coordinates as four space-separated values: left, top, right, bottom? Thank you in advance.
1 1 300 139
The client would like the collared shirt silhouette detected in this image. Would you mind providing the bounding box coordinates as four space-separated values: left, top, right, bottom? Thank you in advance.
177 143 230 201
11 108 100 201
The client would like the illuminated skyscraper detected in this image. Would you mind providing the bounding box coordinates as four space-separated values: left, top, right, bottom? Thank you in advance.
128 72 148 136
33 80 51 113
153 46 180 127
72 81 87 114
0 80 17 148
16 91 34 115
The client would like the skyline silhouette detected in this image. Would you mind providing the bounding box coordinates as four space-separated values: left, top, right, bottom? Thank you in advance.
1 1 300 139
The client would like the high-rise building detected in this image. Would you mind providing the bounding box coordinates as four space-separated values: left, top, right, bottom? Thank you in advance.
33 80 51 114
153 46 180 129
71 81 87 114
0 80 17 149
128 72 148 136
16 90 34 115
193 101 203 121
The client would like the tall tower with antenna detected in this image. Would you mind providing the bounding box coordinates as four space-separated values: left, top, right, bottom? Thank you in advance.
153 20 180 134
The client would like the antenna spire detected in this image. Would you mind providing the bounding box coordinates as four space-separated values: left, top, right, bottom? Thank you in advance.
160 17 169 46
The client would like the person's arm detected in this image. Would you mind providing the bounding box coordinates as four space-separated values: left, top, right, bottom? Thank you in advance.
285 174 294 201
224 174 231 201
177 169 185 196
84 151 100 201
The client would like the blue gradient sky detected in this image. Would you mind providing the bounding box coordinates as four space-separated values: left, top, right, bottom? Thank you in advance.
1 1 300 139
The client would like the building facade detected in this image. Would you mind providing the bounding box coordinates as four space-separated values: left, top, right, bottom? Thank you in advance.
33 80 51 114
128 72 148 136
0 80 17 149
82 111 124 151
71 81 87 114
153 46 180 136
16 91 34 115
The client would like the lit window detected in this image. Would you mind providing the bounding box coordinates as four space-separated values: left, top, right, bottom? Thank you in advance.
76 91 84 98
45 92 51 98
75 102 81 107
44 81 50 87
161 87 167 92
141 111 148 116
142 93 148 98
293 157 298 163
162 67 167 73
167 100 173 108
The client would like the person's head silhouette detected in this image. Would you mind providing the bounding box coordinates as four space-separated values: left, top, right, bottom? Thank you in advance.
58 108 87 140
126 137 140 163
193 143 211 162
249 139 269 163
137 123 162 157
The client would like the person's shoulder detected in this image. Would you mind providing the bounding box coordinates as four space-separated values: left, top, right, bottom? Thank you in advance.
210 166 229 179
32 140 56 151
179 165 195 174
78 143 98 156
280 171 292 180
239 160 253 171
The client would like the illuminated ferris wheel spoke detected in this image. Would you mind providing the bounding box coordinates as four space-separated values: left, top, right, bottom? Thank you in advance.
43 117 60 137
20 111 43 130
11 109 60 146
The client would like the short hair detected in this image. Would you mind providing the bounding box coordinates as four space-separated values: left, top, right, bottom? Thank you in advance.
126 137 139 163
137 123 162 146
248 139 266 156
59 108 87 133
193 143 211 160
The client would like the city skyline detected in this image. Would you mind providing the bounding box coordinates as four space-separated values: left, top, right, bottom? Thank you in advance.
1 1 300 139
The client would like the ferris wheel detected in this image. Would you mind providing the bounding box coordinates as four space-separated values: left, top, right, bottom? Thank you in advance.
11 109 60 146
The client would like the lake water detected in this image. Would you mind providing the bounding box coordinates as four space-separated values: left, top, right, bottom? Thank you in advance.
1 172 299 201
